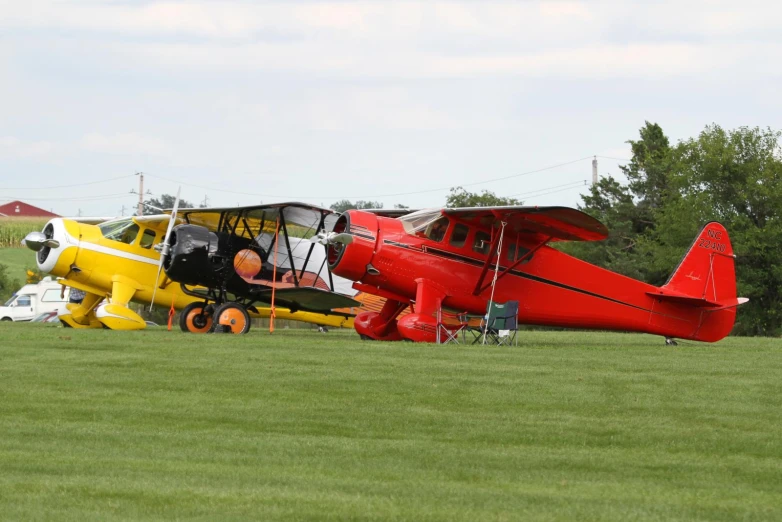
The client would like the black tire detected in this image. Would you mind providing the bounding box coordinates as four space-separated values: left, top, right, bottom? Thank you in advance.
212 302 251 334
1 317 12 321
179 302 213 334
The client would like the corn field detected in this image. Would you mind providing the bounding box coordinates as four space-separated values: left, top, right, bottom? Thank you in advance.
0 218 49 248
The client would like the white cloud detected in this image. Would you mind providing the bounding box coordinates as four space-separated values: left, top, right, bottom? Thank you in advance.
0 136 56 158
80 132 170 157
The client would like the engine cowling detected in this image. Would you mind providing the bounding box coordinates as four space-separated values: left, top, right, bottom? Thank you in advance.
327 211 379 283
163 224 223 287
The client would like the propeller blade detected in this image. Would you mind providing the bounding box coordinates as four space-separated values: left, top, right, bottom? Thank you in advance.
23 232 46 251
309 231 354 246
22 232 60 251
309 232 326 245
331 233 354 245
149 188 181 312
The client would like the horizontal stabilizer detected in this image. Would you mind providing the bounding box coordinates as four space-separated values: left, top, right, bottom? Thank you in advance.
647 291 748 310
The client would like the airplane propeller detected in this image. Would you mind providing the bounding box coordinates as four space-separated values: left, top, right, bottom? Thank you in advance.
310 231 354 246
22 231 59 251
149 188 181 312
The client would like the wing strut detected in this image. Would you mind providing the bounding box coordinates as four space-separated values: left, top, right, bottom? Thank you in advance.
472 235 552 296
270 217 280 333
471 226 505 296
279 210 299 287
298 211 325 281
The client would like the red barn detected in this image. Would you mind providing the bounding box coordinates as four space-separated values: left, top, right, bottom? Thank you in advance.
0 200 60 218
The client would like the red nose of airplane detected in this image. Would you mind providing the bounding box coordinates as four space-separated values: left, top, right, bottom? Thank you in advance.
327 211 379 282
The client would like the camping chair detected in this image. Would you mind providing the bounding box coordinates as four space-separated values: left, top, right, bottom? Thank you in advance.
435 305 469 344
467 300 519 345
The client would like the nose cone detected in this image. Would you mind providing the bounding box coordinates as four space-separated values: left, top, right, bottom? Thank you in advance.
34 219 79 275
327 211 379 282
23 231 59 252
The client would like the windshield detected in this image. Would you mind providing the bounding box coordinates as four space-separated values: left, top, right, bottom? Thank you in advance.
3 295 16 306
399 210 443 235
99 219 140 244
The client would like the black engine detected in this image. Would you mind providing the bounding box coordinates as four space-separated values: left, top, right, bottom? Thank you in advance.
163 224 270 294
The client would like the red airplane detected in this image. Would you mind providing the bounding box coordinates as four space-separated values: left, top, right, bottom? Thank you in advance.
315 206 747 344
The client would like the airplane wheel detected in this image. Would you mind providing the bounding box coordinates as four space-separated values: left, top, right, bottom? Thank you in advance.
180 302 213 334
213 302 251 334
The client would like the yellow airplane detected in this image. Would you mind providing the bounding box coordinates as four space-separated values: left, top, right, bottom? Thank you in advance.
22 214 357 332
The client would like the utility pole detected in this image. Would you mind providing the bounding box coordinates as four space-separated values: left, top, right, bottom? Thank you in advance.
136 172 144 215
120 205 126 216
591 156 598 186
201 194 209 208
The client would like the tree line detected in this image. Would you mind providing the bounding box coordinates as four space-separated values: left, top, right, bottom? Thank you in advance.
330 123 782 336
9 122 766 335
561 122 781 336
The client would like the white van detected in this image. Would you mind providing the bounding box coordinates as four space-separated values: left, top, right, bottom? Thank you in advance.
0 277 70 322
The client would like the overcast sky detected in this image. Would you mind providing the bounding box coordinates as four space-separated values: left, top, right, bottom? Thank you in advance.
1 0 780 216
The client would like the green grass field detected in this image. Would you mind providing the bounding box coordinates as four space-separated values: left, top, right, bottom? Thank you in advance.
0 247 36 280
1 325 780 521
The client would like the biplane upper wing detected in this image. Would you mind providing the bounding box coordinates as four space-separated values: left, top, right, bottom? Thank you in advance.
168 202 337 237
441 205 608 242
364 208 420 218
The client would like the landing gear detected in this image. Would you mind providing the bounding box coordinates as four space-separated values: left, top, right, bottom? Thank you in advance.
213 302 251 334
180 302 214 333
665 337 678 346
317 326 329 333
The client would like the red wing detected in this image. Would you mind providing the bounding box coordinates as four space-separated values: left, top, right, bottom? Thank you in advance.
441 206 608 242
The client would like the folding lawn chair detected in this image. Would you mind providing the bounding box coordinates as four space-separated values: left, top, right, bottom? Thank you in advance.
467 300 519 345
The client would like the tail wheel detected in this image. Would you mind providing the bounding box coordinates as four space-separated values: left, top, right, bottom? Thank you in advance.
180 302 213 333
214 302 251 334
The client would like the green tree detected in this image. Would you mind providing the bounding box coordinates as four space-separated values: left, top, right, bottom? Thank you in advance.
445 187 521 207
141 194 198 215
620 121 673 221
649 125 782 335
0 263 21 303
561 122 674 285
329 200 384 213
560 176 651 281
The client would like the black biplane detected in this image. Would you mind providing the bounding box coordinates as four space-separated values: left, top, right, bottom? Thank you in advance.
161 203 360 333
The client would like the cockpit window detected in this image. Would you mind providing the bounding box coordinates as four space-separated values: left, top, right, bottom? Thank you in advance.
139 229 156 249
399 210 444 236
99 219 140 245
473 231 491 255
506 243 533 264
425 217 449 242
449 224 469 247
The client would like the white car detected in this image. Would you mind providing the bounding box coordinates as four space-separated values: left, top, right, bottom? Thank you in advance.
0 277 70 322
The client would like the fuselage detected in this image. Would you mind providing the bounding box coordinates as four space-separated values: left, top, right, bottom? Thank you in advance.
31 217 356 329
327 210 738 342
34 217 195 309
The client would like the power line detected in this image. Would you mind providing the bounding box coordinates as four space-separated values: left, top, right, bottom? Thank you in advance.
0 192 134 202
597 155 632 161
523 183 589 200
508 180 587 198
0 174 137 191
144 156 595 200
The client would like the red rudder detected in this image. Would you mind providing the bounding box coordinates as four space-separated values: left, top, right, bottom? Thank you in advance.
655 222 746 341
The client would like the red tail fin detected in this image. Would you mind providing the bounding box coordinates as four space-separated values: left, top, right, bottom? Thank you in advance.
647 222 747 341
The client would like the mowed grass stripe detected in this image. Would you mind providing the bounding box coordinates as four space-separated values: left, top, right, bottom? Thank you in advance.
0 324 780 521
